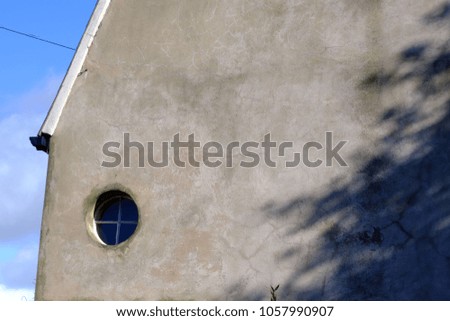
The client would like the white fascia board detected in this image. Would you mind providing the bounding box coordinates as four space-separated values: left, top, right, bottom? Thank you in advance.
39 0 111 136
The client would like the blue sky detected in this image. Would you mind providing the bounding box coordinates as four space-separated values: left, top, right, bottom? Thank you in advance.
0 0 96 300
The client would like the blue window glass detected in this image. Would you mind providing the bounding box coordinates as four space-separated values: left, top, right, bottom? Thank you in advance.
95 191 139 246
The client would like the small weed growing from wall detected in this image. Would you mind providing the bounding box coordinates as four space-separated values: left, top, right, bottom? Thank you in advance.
270 285 280 301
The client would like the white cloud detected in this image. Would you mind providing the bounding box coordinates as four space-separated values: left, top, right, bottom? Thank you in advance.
0 244 39 289
0 284 34 301
0 74 61 242
0 74 61 293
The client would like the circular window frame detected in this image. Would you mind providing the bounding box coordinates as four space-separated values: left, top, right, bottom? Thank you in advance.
88 190 139 247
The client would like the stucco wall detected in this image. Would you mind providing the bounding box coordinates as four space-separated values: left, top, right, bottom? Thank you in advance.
36 0 450 300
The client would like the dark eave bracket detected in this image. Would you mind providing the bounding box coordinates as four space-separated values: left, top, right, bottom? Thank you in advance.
30 134 51 153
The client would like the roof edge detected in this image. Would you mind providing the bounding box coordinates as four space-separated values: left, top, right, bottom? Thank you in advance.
38 0 111 136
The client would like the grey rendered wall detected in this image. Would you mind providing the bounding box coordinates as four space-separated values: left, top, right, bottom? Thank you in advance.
36 0 450 300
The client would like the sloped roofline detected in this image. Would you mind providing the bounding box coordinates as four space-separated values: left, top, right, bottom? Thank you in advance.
38 0 111 136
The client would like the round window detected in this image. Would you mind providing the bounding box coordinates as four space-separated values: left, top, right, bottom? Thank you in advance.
94 191 139 246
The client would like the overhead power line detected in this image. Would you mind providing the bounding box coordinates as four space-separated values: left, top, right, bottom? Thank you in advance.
0 26 75 51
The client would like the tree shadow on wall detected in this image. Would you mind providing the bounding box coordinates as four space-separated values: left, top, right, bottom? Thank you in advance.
260 2 450 300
